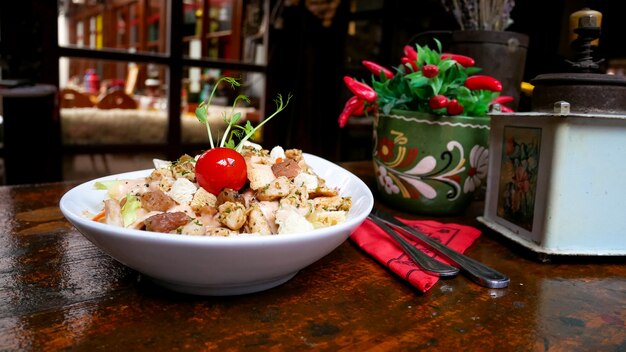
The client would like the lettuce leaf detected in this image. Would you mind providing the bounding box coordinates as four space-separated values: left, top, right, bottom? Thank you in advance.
121 194 141 227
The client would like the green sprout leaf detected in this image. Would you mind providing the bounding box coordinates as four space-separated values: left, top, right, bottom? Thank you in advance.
220 93 250 148
235 94 292 152
195 75 291 153
195 76 241 149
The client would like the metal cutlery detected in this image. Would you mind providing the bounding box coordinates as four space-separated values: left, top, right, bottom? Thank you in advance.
370 209 510 289
367 214 460 277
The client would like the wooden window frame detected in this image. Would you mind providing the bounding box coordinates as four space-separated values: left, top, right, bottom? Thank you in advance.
58 0 268 160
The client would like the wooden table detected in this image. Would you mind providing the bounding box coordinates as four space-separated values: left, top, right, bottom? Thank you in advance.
1 161 625 351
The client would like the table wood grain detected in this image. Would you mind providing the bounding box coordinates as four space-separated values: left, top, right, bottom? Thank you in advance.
1 161 625 351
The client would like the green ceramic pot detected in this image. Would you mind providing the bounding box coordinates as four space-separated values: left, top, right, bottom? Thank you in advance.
373 109 490 215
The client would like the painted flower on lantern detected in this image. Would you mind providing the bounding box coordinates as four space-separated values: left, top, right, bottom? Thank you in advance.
514 165 530 193
377 165 400 194
463 145 489 193
378 137 395 162
498 132 540 231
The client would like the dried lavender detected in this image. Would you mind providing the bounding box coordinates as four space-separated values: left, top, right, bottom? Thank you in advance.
441 0 515 31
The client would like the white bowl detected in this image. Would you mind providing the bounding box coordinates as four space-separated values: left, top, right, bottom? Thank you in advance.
60 153 374 296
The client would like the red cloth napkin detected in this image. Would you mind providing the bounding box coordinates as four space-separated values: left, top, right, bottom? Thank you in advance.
350 217 481 292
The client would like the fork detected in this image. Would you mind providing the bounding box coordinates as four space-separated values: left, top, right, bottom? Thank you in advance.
370 209 510 288
367 214 460 277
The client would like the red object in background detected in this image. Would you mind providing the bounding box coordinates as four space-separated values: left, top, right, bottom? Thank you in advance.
84 69 100 95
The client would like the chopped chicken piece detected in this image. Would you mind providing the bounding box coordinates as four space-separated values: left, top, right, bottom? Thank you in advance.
147 168 175 192
190 187 217 213
172 154 196 182
309 184 339 198
285 149 313 173
217 201 246 230
275 205 314 234
247 162 276 190
206 227 238 237
307 210 347 229
216 188 246 207
293 172 318 192
245 203 273 235
279 185 310 215
258 200 279 233
152 158 172 170
284 148 303 161
180 219 206 236
256 176 292 201
167 178 197 205
311 196 352 212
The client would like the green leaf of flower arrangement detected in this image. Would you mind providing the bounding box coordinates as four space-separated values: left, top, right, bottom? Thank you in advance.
438 59 457 72
357 39 502 117
465 67 483 75
430 76 443 95
408 75 429 88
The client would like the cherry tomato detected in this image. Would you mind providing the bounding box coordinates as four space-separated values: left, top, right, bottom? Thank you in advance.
195 147 247 195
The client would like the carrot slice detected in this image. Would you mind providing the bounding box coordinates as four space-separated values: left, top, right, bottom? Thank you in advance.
92 210 106 222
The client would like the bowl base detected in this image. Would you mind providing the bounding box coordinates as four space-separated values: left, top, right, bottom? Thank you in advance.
149 271 299 296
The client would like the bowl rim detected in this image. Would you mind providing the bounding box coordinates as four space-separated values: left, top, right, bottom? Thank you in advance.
59 152 374 245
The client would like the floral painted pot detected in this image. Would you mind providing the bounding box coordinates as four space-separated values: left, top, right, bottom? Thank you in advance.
373 109 490 215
